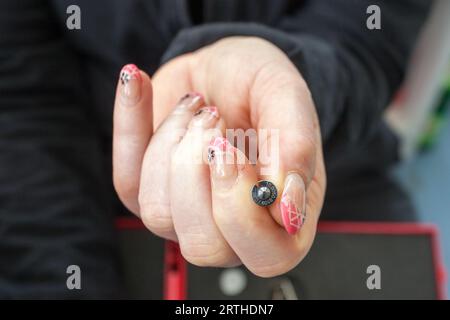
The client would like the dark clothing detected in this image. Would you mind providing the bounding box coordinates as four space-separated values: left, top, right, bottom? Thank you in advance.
0 0 430 298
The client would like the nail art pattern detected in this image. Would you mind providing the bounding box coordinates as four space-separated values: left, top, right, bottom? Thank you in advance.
280 194 306 234
207 148 216 163
179 92 202 105
210 137 232 151
194 106 219 118
207 137 233 163
120 64 140 85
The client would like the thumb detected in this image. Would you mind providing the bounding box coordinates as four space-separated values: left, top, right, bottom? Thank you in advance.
254 76 319 235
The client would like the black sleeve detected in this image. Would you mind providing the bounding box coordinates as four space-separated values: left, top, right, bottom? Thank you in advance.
161 0 431 145
0 0 120 298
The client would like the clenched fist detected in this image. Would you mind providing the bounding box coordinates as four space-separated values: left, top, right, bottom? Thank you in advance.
113 37 326 277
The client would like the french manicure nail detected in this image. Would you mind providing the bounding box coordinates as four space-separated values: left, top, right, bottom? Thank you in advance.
119 64 141 105
208 137 238 188
280 173 306 235
195 106 219 118
177 92 203 111
209 137 234 153
191 106 219 127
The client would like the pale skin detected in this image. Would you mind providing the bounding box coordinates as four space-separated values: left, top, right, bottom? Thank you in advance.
112 37 326 277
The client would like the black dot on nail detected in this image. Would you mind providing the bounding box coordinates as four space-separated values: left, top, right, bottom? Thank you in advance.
208 149 215 163
179 93 190 103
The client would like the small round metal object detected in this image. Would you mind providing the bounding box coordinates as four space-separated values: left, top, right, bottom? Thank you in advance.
252 180 277 206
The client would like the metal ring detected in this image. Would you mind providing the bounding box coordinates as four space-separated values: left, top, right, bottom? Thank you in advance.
251 180 277 206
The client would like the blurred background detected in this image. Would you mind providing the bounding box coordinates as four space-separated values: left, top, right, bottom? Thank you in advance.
1 0 449 299
386 0 450 297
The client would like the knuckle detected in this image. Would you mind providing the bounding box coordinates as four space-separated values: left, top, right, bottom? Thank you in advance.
180 240 235 267
247 257 300 278
246 243 308 278
140 203 174 237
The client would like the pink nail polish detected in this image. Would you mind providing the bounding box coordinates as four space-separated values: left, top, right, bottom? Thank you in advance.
209 137 233 153
280 173 306 235
194 106 219 118
119 64 141 105
208 137 239 188
190 106 220 129
177 92 203 110
208 137 232 163
120 64 141 85
192 92 204 100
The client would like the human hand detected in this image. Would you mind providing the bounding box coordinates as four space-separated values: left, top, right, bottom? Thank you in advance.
113 37 326 277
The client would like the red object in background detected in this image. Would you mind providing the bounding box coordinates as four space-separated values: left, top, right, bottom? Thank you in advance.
114 217 187 300
115 217 447 300
163 241 187 300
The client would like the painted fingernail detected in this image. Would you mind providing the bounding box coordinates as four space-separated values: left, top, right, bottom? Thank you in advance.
190 106 219 127
177 92 203 110
195 106 218 118
209 137 234 153
208 137 238 189
280 173 306 235
119 64 141 105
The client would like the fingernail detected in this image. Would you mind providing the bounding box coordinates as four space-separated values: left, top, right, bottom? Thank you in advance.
176 92 203 111
190 106 219 127
208 137 238 189
280 173 306 235
119 64 141 105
